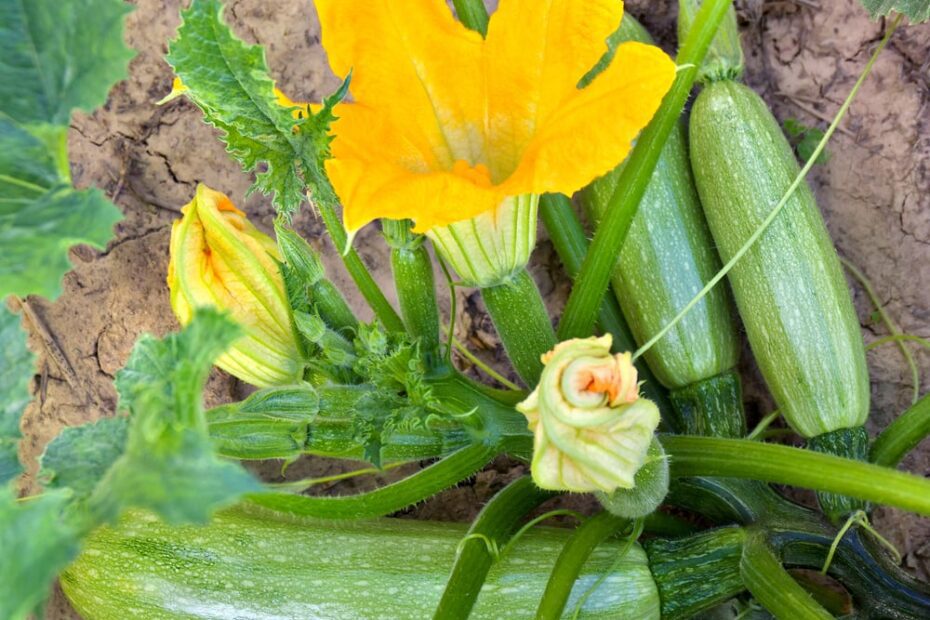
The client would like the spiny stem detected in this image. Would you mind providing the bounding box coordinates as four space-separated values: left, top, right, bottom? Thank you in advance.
315 197 405 333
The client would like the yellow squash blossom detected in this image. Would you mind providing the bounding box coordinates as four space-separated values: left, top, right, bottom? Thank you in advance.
315 0 676 286
517 335 660 493
168 184 303 387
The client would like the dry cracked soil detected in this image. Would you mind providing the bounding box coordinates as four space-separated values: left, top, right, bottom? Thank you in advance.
14 0 930 617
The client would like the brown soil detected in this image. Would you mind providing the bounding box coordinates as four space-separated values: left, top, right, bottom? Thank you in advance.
18 1 930 617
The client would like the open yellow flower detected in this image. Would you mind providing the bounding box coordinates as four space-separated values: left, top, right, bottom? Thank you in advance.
168 185 303 387
315 0 676 286
517 335 660 493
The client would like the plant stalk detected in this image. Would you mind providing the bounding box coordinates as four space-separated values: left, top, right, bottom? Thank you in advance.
482 269 556 386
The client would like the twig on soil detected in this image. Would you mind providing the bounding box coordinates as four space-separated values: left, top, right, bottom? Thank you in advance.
788 0 821 10
776 92 856 138
14 297 89 404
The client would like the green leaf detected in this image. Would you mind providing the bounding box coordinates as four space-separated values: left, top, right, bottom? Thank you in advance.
0 0 135 125
0 306 33 485
167 0 309 215
859 0 930 22
0 181 123 299
39 416 128 497
0 488 80 620
92 309 260 524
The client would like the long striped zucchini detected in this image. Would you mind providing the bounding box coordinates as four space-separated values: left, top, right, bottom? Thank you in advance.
582 15 744 437
61 506 747 620
684 1 870 518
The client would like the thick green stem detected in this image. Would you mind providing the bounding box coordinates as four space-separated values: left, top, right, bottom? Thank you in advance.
558 0 734 340
740 532 834 619
538 193 674 418
383 220 441 355
245 442 495 519
668 370 745 437
433 477 552 620
645 526 746 620
662 435 930 516
535 511 628 620
482 270 556 386
316 198 405 332
871 393 930 467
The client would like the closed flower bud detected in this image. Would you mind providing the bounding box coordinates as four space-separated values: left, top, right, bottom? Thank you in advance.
168 184 302 387
517 335 660 493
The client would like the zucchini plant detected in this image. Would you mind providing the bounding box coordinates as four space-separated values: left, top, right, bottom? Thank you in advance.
4 0 930 619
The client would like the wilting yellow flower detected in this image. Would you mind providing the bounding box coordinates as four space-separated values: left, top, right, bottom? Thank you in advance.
517 335 660 493
168 184 302 387
315 0 676 286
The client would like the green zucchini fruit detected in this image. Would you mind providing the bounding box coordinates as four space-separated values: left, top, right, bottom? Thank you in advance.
62 507 662 620
582 15 744 437
684 1 869 518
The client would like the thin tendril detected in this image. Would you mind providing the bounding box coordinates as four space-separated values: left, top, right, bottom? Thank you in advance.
267 461 409 493
867 334 930 355
499 510 586 558
456 533 500 560
747 410 781 440
571 518 644 619
841 255 920 403
442 328 522 391
822 510 901 574
633 15 903 362
436 252 458 364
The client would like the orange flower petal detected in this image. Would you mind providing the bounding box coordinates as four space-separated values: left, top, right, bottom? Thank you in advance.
483 0 625 180
314 0 484 169
501 42 676 197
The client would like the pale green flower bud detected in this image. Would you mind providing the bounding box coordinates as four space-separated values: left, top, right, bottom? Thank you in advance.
517 335 660 493
426 194 538 288
168 185 302 387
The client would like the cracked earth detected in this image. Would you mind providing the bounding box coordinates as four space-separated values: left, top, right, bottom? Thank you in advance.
16 1 930 616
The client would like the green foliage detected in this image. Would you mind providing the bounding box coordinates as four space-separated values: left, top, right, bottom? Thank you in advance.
0 0 131 299
0 0 134 125
0 488 80 620
92 309 259 523
166 0 345 216
39 416 128 498
783 118 830 165
859 0 930 22
0 307 33 485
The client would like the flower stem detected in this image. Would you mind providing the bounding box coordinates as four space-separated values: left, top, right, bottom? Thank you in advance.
383 219 441 356
482 269 556 386
557 0 735 340
871 393 930 467
432 476 552 620
535 511 628 620
661 435 930 516
740 532 833 620
315 197 405 333
538 193 673 416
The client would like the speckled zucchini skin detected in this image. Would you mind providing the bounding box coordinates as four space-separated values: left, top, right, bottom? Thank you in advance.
689 79 869 438
62 506 660 620
582 18 740 393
